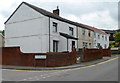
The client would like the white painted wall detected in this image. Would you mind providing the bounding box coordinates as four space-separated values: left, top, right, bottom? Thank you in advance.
49 18 77 52
5 3 49 53
5 3 77 53
5 3 109 53
94 32 109 48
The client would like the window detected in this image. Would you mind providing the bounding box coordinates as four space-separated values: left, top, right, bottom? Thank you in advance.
69 27 74 36
89 43 91 48
102 35 104 40
88 31 91 37
53 22 57 32
104 44 107 48
105 36 107 41
94 32 96 38
97 43 100 48
83 42 88 48
82 29 85 36
53 40 58 52
98 34 100 39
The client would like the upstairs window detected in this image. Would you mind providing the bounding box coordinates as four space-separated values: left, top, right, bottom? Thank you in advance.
98 34 100 39
53 22 57 32
88 31 91 37
102 35 104 40
94 32 96 38
82 29 85 36
105 36 107 41
69 27 74 36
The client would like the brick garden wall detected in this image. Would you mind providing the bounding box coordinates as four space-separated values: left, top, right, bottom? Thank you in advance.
0 47 77 67
81 48 111 62
102 49 111 57
0 47 111 67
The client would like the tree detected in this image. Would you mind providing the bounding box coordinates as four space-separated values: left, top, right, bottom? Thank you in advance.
114 32 120 42
114 32 120 47
2 30 4 36
0 30 4 36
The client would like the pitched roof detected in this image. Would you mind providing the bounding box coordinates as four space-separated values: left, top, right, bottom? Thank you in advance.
102 29 117 34
81 24 106 34
4 2 92 31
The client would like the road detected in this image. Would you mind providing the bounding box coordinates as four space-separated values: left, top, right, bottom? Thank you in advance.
2 56 119 81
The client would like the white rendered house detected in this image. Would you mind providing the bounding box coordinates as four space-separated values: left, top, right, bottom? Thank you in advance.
83 25 109 49
5 2 110 53
93 32 109 49
5 2 89 53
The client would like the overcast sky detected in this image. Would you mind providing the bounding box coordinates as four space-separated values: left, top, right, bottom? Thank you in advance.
0 0 119 30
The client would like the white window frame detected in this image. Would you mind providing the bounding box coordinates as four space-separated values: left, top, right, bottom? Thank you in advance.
69 27 74 36
53 22 57 32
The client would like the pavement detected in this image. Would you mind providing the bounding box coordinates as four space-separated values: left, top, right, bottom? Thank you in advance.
0 55 119 70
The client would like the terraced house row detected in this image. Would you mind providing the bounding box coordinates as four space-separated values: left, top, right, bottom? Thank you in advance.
4 2 109 53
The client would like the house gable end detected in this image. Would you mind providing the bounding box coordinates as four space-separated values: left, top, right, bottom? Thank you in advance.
5 2 44 24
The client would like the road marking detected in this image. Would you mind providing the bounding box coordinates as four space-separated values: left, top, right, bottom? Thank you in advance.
69 57 119 71
1 57 118 72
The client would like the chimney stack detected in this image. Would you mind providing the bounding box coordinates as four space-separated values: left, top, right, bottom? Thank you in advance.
53 6 60 15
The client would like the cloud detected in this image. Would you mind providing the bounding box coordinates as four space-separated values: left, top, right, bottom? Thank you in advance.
0 15 6 30
79 10 118 30
0 0 118 30
64 10 118 30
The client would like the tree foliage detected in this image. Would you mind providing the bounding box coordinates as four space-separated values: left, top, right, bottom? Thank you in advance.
0 30 4 36
114 32 120 42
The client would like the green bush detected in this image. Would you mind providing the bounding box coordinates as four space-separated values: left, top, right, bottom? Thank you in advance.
110 45 115 48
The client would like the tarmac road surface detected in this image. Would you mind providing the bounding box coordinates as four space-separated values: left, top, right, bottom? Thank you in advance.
2 56 119 82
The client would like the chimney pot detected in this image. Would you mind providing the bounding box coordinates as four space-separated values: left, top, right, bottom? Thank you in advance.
53 6 60 15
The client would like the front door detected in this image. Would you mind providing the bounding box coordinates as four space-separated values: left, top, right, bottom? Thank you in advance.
72 41 75 49
53 40 58 52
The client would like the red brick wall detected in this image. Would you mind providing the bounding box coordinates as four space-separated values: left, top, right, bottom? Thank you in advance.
81 48 111 62
102 49 111 57
0 47 111 66
1 47 77 67
46 51 77 67
0 47 2 65
1 47 35 66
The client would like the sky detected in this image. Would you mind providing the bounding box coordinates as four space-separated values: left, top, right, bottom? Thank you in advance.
0 0 119 30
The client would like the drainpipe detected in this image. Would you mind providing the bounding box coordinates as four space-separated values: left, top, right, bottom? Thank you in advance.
49 17 50 52
67 38 68 51
77 26 78 49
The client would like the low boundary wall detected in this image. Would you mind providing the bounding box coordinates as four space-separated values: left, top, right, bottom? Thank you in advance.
0 47 77 67
0 47 111 67
81 48 111 62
